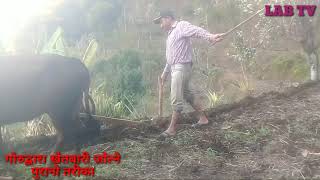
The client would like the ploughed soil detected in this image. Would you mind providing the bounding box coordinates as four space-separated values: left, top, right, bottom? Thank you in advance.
1 81 320 179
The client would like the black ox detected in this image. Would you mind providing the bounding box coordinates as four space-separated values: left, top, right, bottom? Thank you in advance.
0 54 100 154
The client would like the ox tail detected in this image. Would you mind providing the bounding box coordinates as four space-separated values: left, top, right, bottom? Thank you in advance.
82 88 100 134
83 89 96 119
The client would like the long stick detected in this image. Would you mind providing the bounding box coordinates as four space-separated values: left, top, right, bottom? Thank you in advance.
158 76 163 117
80 113 140 123
0 176 13 180
80 113 139 122
223 8 264 36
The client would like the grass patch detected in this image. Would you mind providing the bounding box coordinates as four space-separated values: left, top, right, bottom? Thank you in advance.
206 148 219 159
224 127 271 144
95 164 122 179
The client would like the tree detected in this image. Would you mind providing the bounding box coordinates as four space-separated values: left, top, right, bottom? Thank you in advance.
295 17 320 80
234 0 320 81
86 0 122 34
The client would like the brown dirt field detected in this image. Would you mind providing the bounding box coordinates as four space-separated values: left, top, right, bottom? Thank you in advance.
2 81 320 179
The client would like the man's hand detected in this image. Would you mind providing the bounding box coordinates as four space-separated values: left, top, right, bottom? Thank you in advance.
209 33 225 45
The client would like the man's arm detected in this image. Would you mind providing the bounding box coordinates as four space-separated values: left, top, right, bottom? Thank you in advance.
179 21 212 41
179 21 224 44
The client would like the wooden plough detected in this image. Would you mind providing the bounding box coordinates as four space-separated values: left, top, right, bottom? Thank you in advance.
0 176 13 180
79 113 150 128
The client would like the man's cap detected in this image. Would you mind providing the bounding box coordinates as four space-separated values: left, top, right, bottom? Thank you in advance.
153 10 175 24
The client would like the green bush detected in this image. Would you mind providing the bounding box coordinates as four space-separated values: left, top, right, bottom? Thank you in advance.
91 89 130 118
91 49 146 116
269 53 308 81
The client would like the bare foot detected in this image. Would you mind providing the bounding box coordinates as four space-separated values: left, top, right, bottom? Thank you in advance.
164 129 176 136
198 114 209 124
158 131 176 141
